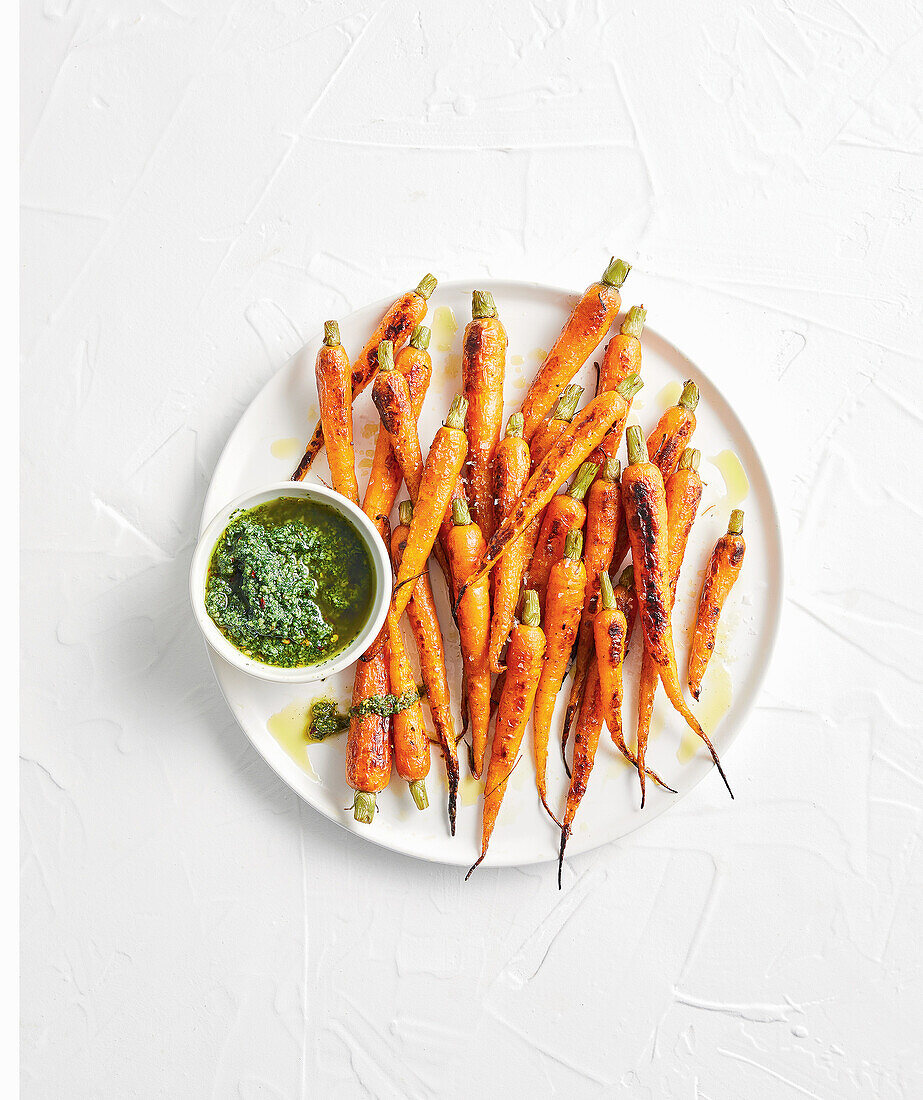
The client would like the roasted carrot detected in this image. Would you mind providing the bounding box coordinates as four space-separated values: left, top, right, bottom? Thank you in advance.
635 448 703 805
594 571 627 750
647 380 699 480
598 305 646 395
520 258 631 439
313 320 359 504
361 326 432 542
688 509 746 700
557 658 604 888
371 340 424 499
391 502 459 832
462 291 507 540
527 460 597 604
445 497 492 778
345 642 391 824
467 590 545 879
386 609 430 809
560 452 622 758
488 413 531 673
293 274 437 478
533 530 585 823
621 426 732 797
459 376 643 598
391 396 468 621
529 384 583 471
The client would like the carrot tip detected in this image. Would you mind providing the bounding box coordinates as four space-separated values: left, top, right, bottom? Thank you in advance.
557 826 571 890
465 852 485 881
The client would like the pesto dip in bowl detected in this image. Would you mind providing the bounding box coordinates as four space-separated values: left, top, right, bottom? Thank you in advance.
190 482 390 684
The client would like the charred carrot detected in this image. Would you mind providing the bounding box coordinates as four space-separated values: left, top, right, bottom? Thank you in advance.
392 502 459 832
636 448 703 805
647 380 699 480
521 258 631 439
621 426 732 797
527 460 597 604
313 320 358 503
558 657 604 888
459 376 643 598
688 509 746 700
346 643 391 824
392 396 468 621
529 384 583 472
293 274 437 478
488 413 531 673
462 291 507 540
598 305 646 395
386 609 430 809
445 497 492 778
467 590 545 878
533 531 585 823
361 325 432 541
371 341 424 499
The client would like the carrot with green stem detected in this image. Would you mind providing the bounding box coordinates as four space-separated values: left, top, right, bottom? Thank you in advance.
520 258 631 439
621 426 732 797
445 497 492 777
386 609 430 810
648 380 699 480
458 376 643 601
391 501 459 832
462 291 507 540
293 274 437 479
636 448 702 805
371 341 424 500
529 384 583 471
391 395 468 621
467 590 545 879
313 320 359 504
346 643 391 824
532 531 585 823
688 509 746 701
527 460 598 605
598 305 646 396
488 413 531 673
557 658 604 888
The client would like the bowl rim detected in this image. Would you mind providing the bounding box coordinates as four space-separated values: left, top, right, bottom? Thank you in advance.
188 480 391 684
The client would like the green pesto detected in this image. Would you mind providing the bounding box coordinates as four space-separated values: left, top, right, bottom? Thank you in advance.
205 496 375 668
306 700 349 741
306 686 424 738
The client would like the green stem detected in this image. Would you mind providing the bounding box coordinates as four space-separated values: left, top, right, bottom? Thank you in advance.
569 460 598 502
679 379 699 411
323 320 340 347
505 412 524 438
415 273 437 300
602 453 620 482
616 373 644 401
409 779 429 810
551 384 583 422
377 340 394 372
625 424 645 466
472 290 498 319
728 509 745 535
452 496 471 526
678 447 700 472
353 791 376 824
620 305 646 339
398 500 414 527
564 530 583 561
599 570 616 610
521 589 541 627
602 257 631 289
445 394 468 430
410 324 431 350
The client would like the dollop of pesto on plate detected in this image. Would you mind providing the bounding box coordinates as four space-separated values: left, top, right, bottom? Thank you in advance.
204 496 375 668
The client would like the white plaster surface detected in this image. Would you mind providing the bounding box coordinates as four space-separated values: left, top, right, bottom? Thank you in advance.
21 2 923 1096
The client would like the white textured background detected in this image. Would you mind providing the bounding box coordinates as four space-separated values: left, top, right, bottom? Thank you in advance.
21 1 923 1097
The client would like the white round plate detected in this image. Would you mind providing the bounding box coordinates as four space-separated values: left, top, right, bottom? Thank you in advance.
201 279 783 868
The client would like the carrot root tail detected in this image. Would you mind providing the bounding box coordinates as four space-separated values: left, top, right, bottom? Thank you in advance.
557 825 571 890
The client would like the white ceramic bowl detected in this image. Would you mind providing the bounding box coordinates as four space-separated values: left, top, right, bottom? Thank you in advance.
189 481 391 684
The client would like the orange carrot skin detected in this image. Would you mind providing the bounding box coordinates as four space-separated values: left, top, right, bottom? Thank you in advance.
462 306 507 540
599 332 641 395
346 645 391 794
489 427 531 673
648 406 696 481
446 520 492 778
473 616 545 872
372 368 424 500
594 608 627 751
314 332 358 504
527 496 586 602
386 612 431 783
521 263 627 439
688 520 746 700
563 659 604 832
293 278 434 479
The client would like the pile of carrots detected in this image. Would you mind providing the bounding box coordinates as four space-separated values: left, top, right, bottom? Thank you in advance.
294 262 746 883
